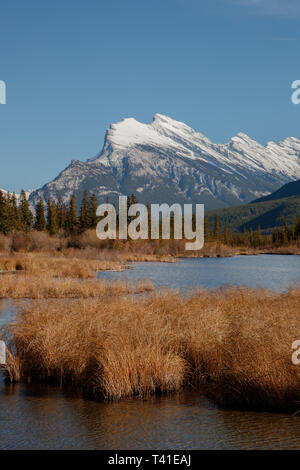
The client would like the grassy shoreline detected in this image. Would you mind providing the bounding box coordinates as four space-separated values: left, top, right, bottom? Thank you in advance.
0 275 154 299
1 229 300 261
0 249 300 412
2 286 300 413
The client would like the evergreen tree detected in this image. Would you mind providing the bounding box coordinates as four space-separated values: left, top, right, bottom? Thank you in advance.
4 192 16 233
282 217 288 245
204 216 209 242
46 198 59 235
19 190 33 232
0 191 11 235
223 225 231 245
79 190 91 230
294 217 300 241
213 216 220 241
127 194 137 225
89 194 99 228
242 227 249 247
10 193 22 231
57 197 67 231
66 194 78 234
34 197 46 231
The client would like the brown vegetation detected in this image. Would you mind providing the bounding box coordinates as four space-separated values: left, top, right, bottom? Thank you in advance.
0 255 124 278
1 229 300 261
3 287 300 411
0 274 153 299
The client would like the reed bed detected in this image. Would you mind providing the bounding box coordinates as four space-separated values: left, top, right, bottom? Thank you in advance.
0 252 177 280
1 229 300 260
3 286 300 411
0 255 125 278
0 274 153 299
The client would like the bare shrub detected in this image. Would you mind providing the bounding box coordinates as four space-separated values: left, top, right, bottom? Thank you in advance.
27 231 61 252
0 234 11 253
11 232 31 252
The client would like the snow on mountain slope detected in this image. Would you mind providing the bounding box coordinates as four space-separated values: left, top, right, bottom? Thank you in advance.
29 114 300 210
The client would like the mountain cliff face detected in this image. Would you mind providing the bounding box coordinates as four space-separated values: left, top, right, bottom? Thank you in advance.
28 114 300 210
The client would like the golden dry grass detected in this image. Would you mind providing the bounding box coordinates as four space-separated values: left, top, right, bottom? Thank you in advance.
4 286 300 411
0 255 125 278
0 274 153 299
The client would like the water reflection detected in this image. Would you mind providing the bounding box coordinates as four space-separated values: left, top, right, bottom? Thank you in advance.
0 381 300 450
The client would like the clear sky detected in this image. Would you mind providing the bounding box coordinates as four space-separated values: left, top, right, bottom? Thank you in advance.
0 0 300 192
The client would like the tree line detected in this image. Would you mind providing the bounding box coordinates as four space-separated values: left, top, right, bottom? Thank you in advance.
204 215 300 247
1 189 300 248
0 189 99 236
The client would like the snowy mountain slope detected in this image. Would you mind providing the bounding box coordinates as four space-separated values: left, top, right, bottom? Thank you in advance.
29 114 300 210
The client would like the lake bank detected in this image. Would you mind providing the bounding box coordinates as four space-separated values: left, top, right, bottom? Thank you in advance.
1 255 300 449
3 282 300 413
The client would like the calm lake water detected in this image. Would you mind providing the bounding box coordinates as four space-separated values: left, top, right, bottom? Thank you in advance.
98 255 300 292
1 255 300 450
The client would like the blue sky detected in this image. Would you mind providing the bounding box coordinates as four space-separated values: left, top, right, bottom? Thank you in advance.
0 0 300 192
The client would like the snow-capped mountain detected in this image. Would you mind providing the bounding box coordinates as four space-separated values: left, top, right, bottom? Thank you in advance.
29 114 300 210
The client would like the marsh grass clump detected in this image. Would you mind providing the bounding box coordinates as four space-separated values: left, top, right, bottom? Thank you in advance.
0 274 153 299
4 286 300 410
5 297 187 399
0 255 125 278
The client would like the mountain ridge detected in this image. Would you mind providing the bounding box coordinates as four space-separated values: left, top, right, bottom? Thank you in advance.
13 114 300 210
207 176 300 233
252 179 300 204
207 194 300 234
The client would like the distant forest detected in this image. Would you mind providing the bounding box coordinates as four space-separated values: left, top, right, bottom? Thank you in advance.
0 189 300 248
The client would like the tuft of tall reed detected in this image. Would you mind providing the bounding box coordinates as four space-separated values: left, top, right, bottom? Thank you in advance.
4 286 300 410
0 255 125 278
0 274 153 299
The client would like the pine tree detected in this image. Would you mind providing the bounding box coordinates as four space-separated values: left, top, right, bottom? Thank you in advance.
223 225 230 245
89 194 99 228
4 192 16 233
213 216 220 241
127 194 137 225
19 190 33 232
283 217 289 245
0 191 11 235
242 227 249 247
294 217 300 241
46 198 59 235
204 216 209 242
34 197 46 231
10 193 22 231
253 224 261 247
57 197 67 231
66 194 78 234
79 190 91 231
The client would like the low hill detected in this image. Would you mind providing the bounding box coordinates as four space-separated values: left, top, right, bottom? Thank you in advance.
206 195 300 234
252 179 300 204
